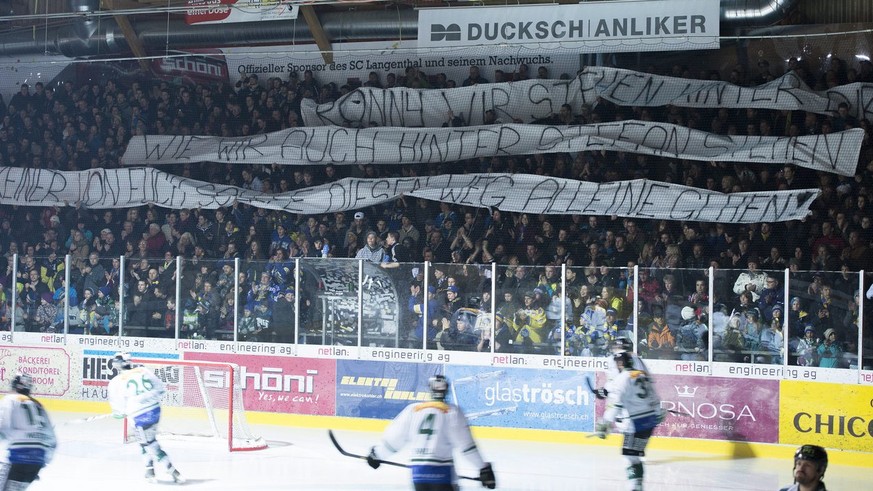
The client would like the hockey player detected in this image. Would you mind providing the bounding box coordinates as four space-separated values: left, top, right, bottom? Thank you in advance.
595 351 665 491
367 375 496 491
590 336 650 400
0 373 57 490
107 352 185 484
779 445 828 491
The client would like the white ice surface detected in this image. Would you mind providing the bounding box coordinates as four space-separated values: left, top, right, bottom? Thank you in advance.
36 412 869 490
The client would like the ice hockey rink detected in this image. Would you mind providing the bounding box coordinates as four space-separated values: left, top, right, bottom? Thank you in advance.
37 411 869 491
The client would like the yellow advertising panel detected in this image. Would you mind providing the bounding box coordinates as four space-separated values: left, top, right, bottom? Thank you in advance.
780 380 873 452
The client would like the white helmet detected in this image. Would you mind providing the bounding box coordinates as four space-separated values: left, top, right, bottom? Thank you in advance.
429 375 449 401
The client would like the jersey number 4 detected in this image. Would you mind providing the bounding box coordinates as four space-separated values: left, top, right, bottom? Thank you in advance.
418 413 436 441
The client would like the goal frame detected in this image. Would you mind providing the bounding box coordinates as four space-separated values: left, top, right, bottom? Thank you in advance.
125 358 267 452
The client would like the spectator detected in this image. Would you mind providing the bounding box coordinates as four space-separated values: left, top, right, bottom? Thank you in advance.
355 232 383 263
733 256 768 302
794 325 819 366
817 328 843 368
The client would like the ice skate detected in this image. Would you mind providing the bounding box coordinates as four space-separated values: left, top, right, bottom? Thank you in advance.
170 467 186 484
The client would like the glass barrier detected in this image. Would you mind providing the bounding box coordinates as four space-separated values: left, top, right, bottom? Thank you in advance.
4 251 867 375
1 263 9 331
786 269 855 369
429 262 494 353
863 272 873 371
297 258 358 346
120 254 178 338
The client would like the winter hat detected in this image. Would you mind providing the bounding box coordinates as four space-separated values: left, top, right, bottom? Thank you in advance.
681 306 696 321
771 303 783 313
804 325 815 333
41 292 54 304
447 286 460 294
98 286 111 297
354 212 365 220
823 328 836 339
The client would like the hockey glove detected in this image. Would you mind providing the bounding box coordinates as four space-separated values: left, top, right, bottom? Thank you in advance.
479 463 496 489
593 388 608 400
366 447 381 469
595 422 611 439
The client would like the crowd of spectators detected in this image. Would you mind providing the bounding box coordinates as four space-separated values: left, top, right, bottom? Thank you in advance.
0 54 872 368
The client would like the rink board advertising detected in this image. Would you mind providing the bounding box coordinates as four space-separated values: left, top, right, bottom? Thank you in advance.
779 380 873 453
335 360 442 419
445 366 595 432
184 352 337 415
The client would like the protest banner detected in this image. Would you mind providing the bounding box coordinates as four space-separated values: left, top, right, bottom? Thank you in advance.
302 67 873 127
0 167 819 223
122 122 862 176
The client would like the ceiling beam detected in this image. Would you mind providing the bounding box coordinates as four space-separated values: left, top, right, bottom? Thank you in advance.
101 0 151 72
300 5 333 65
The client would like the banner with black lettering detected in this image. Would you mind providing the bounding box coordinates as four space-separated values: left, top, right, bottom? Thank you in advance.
301 67 873 127
0 167 819 223
121 122 862 176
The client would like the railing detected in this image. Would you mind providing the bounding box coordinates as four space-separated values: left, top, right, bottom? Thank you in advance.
2 254 871 376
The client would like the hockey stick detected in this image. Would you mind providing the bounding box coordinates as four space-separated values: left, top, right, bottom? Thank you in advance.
327 430 480 482
58 414 114 426
585 375 692 418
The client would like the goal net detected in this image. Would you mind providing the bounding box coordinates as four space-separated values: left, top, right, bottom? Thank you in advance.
123 359 267 452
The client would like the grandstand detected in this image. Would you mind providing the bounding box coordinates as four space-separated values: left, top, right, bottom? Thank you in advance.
0 0 872 485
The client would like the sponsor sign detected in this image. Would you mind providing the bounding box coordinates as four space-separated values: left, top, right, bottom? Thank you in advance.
444 366 595 431
335 360 441 419
780 380 873 452
184 352 336 415
0 346 70 397
648 374 779 443
81 350 182 403
186 0 298 25
418 1 720 51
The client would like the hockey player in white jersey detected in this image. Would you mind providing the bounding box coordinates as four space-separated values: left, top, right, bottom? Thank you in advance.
367 375 496 491
607 336 649 380
107 352 184 484
595 351 664 491
591 337 649 400
0 373 57 491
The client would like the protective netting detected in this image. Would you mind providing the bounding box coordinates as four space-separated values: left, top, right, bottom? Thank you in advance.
0 26 872 369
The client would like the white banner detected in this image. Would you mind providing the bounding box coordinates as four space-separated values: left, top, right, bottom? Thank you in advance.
302 67 873 127
121 122 862 176
417 1 720 51
0 167 818 222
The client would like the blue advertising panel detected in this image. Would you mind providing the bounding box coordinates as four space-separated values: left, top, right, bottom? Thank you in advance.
336 360 441 419
444 366 595 432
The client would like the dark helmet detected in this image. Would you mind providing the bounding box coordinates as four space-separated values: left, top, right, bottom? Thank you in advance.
794 444 828 474
613 351 633 370
429 374 449 401
111 352 133 371
11 372 32 395
610 336 633 354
